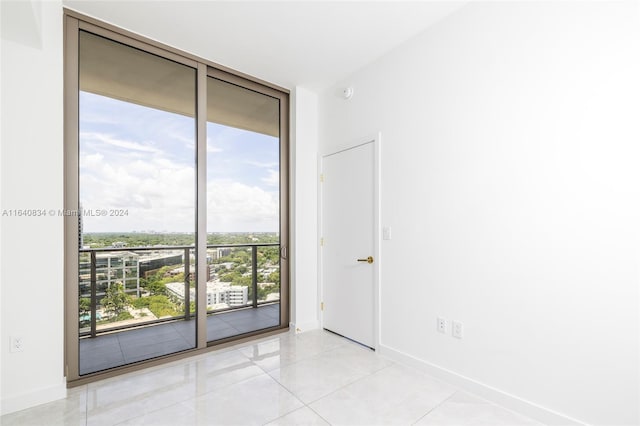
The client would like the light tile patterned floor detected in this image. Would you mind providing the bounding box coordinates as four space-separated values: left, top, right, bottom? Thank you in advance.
2 329 543 426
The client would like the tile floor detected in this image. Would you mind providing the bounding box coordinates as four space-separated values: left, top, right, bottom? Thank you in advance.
80 304 280 375
2 329 543 426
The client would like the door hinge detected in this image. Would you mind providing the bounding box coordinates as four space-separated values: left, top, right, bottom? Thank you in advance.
320 174 324 183
320 237 324 247
321 302 324 311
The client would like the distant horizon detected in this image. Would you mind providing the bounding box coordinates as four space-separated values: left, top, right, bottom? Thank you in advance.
80 231 280 248
82 231 279 234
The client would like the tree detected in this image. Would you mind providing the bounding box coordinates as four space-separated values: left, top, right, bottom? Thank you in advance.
267 271 280 285
79 297 91 317
101 283 130 317
220 272 240 283
142 278 167 296
258 284 279 301
233 276 251 286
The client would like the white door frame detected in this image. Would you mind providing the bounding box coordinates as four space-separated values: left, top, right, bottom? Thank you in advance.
318 132 381 350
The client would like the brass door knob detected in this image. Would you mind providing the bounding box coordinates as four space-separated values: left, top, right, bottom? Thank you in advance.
357 256 374 264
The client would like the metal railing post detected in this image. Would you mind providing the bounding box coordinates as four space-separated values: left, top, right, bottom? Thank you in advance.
184 248 191 320
90 251 97 338
251 246 258 308
77 243 280 338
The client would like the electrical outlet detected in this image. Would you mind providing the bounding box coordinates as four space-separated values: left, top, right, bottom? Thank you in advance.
452 321 464 339
10 336 23 353
437 317 447 334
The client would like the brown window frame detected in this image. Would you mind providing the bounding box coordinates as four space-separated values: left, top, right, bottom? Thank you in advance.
64 9 290 386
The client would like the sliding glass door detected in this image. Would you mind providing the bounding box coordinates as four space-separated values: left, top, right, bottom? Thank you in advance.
65 14 289 382
77 31 198 375
205 74 283 342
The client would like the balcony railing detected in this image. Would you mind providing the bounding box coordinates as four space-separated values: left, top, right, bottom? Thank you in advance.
79 243 280 338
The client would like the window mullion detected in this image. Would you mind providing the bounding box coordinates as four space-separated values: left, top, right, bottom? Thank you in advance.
196 62 208 349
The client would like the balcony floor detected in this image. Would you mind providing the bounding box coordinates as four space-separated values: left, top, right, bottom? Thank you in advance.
79 303 280 375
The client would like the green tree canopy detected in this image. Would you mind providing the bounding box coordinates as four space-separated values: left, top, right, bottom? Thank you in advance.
79 297 91 316
101 283 130 317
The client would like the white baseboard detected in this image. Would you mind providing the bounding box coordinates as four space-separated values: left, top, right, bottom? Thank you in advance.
289 320 320 334
378 344 587 426
0 382 67 416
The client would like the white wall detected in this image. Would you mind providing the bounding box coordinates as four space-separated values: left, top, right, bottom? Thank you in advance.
319 1 640 425
0 4 321 414
0 0 66 415
290 86 320 332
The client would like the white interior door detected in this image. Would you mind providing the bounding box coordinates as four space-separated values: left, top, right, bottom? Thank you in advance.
321 141 375 348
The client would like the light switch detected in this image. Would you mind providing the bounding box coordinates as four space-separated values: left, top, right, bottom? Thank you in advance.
383 226 392 240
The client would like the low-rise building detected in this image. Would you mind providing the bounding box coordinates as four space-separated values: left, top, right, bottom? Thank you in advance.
165 281 248 309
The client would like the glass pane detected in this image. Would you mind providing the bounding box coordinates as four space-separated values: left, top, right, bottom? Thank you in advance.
78 31 197 375
206 77 280 342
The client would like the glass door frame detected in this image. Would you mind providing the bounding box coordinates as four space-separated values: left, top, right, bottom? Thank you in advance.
204 68 290 345
64 11 289 385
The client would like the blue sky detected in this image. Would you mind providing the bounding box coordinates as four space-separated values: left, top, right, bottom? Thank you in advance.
79 91 279 233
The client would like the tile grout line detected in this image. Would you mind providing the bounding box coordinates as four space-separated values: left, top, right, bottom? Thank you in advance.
410 389 459 425
264 342 396 425
84 384 89 426
5 331 373 426
86 348 254 424
305 403 333 426
86 381 196 425
252 332 356 425
252 332 348 375
264 372 310 425
302 361 397 407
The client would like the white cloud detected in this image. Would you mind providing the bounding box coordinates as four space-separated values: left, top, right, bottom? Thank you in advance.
83 152 104 167
81 132 162 154
261 169 279 187
207 180 278 232
79 135 278 233
80 151 196 232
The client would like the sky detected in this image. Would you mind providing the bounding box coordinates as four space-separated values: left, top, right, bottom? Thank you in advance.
79 91 280 233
